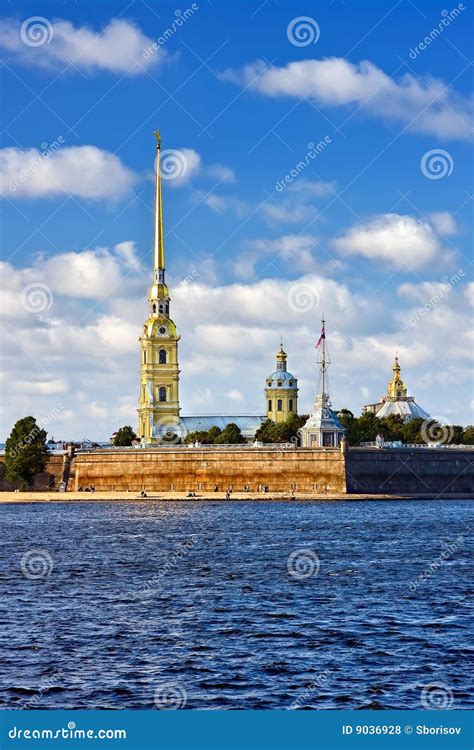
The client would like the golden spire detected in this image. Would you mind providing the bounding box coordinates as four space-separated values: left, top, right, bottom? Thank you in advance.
387 352 407 399
153 129 165 275
276 341 287 370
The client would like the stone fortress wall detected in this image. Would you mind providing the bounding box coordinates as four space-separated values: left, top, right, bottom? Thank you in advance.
71 447 347 494
0 447 472 496
345 448 473 495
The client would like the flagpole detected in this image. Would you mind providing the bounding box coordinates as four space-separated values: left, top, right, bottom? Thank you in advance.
321 316 326 396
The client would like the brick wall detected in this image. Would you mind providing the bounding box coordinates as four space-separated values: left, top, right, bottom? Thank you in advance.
71 447 347 493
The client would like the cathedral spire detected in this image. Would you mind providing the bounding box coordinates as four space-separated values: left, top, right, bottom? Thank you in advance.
153 129 165 281
387 353 407 399
148 130 169 317
276 341 287 371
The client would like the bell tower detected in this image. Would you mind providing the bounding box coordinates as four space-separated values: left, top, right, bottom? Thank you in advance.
265 342 298 423
137 131 180 442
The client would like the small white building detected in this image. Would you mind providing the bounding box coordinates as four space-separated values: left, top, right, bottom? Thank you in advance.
300 319 346 448
300 392 346 448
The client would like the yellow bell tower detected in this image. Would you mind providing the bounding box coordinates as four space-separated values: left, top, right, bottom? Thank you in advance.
387 354 407 400
265 343 298 423
137 131 180 442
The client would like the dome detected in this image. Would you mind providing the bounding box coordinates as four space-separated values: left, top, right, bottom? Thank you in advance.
375 399 430 421
266 370 298 389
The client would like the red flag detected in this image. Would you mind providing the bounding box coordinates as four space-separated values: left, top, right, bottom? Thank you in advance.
315 322 325 348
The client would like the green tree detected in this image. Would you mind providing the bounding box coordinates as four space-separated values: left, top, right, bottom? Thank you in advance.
347 412 380 445
448 425 464 445
338 408 355 442
379 414 404 441
255 419 277 442
183 429 210 444
113 425 137 446
400 417 425 444
204 426 222 443
5 416 49 490
215 423 246 444
255 414 308 444
462 426 474 445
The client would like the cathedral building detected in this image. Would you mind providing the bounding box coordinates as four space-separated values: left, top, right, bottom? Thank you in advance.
362 355 430 422
137 131 181 441
137 133 267 443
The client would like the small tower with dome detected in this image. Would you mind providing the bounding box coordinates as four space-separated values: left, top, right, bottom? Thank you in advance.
265 343 298 423
363 354 430 422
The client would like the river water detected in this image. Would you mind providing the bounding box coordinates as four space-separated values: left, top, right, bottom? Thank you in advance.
0 499 472 709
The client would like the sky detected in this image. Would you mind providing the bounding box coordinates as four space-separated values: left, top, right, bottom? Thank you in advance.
0 0 472 441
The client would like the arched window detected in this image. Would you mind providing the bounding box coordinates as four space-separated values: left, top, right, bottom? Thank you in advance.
268 400 272 412
159 387 167 402
159 349 167 364
289 399 293 411
152 303 156 314
159 304 165 313
143 350 147 364
277 399 283 411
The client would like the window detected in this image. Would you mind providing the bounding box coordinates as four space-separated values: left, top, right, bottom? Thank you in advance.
159 349 167 364
277 399 283 411
277 381 282 387
159 304 165 313
159 387 167 402
268 400 272 412
143 351 146 364
289 380 294 386
289 399 293 411
152 303 156 314
158 326 167 335
267 381 272 387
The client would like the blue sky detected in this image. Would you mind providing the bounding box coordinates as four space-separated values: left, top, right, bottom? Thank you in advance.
0 0 472 440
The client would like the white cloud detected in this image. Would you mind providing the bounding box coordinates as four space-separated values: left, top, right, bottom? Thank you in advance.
202 179 335 225
235 235 319 280
288 179 337 198
114 241 143 273
199 192 250 216
464 282 474 306
11 379 68 395
261 179 336 225
226 389 244 401
428 211 459 236
1 245 471 441
165 152 235 188
166 148 201 187
0 18 167 75
207 163 236 183
1 145 137 200
222 57 473 140
332 213 454 269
